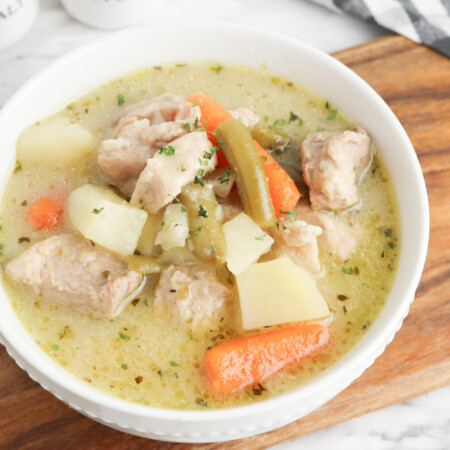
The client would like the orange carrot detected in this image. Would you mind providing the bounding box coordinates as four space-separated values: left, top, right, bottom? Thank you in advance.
28 196 63 230
205 322 329 396
186 92 232 167
253 140 301 219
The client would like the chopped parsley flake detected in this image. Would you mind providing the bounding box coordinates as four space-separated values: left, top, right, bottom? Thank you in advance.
170 360 179 367
327 110 338 120
181 206 188 213
194 117 199 129
181 164 186 172
198 204 208 218
158 145 175 155
218 168 233 185
192 102 199 107
168 193 180 202
189 224 204 235
204 146 219 160
92 207 104 214
118 94 125 106
144 298 149 307
124 195 130 203
289 111 303 126
263 156 268 162
194 176 205 187
341 266 354 275
388 242 395 249
317 126 323 132
181 122 191 130
119 331 131 340
384 228 392 237
14 161 22 173
121 363 128 370
197 168 205 177
372 168 376 177
199 401 208 407
280 209 295 223
245 390 256 400
51 344 59 351
210 245 216 253
212 65 224 74
269 119 286 129
255 234 267 240
263 116 269 122
21 200 27 206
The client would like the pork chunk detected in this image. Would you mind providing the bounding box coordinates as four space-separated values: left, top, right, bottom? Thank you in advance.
297 205 359 260
131 131 216 214
270 219 322 273
154 263 233 323
301 127 371 210
230 107 259 128
98 93 201 181
5 235 143 317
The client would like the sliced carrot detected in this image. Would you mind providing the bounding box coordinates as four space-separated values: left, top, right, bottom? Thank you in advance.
186 92 232 167
28 196 63 230
253 140 301 219
205 322 329 396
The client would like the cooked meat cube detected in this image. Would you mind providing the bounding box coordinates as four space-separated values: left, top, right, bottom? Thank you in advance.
131 131 216 214
98 93 201 181
297 205 359 260
270 219 322 274
230 107 260 127
301 127 371 210
5 235 143 317
154 263 233 323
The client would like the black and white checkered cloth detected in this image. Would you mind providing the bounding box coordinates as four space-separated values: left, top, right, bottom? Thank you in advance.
309 0 450 57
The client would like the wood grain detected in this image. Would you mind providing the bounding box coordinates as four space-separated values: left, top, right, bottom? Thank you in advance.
1 35 449 449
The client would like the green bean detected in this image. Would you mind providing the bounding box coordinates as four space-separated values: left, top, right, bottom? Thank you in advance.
125 255 165 274
215 118 276 229
180 183 227 264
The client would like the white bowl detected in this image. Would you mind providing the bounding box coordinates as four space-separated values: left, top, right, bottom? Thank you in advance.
0 24 429 443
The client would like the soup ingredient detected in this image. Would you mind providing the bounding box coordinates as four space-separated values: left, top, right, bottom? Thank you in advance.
131 132 216 214
205 322 330 395
154 262 233 324
301 127 371 210
136 210 164 256
155 204 189 251
296 205 358 260
98 93 201 181
27 195 64 230
223 212 274 276
270 218 322 273
205 167 236 198
125 255 165 274
215 119 276 229
5 234 143 317
253 140 300 219
236 256 329 329
229 107 260 128
180 183 227 263
18 118 96 166
68 184 148 256
251 127 290 153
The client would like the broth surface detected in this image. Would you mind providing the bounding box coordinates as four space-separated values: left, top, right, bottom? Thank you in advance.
0 63 400 409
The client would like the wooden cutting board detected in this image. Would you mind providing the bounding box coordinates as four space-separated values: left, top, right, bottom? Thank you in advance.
0 35 449 449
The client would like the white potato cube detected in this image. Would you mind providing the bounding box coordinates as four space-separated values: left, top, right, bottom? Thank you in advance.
236 256 330 330
155 204 189 251
223 213 274 275
18 117 97 166
136 211 164 256
68 184 147 256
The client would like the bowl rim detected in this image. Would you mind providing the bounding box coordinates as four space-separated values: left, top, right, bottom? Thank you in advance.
0 23 429 424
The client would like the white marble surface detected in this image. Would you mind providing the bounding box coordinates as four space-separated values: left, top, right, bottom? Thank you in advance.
0 0 448 448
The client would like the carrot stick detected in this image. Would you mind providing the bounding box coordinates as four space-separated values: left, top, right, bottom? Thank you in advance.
253 140 301 219
205 322 329 396
28 196 63 230
186 92 232 167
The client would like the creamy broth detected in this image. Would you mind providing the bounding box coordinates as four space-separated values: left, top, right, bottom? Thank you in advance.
0 63 400 409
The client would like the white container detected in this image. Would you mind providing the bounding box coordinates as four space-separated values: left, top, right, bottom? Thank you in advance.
60 0 166 30
0 0 39 51
0 25 429 443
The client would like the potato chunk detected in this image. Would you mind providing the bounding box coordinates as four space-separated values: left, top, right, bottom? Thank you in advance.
18 118 96 166
223 213 274 275
236 256 330 329
155 204 189 251
68 184 148 256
